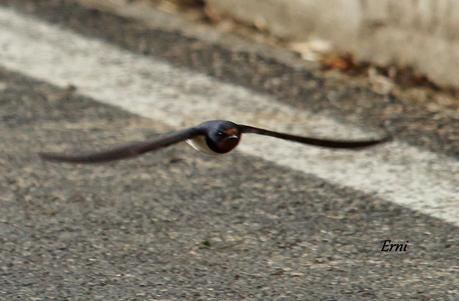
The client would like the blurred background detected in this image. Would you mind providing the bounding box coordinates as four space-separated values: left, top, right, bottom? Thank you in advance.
92 0 459 94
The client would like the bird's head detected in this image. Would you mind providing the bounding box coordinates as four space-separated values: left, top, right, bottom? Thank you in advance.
205 120 241 154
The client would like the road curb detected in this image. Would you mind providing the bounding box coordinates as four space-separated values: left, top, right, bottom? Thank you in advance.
207 0 459 89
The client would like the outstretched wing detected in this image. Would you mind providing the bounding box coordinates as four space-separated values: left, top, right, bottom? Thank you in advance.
39 127 201 164
238 124 391 149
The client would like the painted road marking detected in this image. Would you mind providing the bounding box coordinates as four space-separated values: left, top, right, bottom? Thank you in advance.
0 7 458 225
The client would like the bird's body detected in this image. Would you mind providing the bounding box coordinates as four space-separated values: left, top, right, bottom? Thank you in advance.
39 120 390 164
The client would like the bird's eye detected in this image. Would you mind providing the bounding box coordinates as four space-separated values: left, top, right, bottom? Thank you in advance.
217 131 224 136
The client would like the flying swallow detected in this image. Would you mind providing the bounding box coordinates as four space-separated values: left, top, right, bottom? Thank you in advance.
39 120 391 164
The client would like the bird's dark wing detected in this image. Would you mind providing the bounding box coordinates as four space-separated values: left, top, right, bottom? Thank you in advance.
39 127 201 164
238 124 391 149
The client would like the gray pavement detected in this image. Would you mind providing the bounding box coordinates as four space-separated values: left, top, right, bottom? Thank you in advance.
1 65 458 301
0 1 458 300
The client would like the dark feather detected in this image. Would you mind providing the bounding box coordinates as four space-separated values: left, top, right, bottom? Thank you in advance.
39 128 200 164
239 124 391 149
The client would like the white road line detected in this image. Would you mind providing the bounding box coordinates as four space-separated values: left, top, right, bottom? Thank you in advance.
0 8 458 225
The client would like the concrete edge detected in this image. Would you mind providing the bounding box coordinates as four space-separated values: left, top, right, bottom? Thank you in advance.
206 0 459 90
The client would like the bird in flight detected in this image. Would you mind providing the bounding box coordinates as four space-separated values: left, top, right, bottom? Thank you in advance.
39 120 391 164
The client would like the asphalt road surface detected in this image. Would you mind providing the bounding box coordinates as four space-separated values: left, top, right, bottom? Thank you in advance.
0 1 458 300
